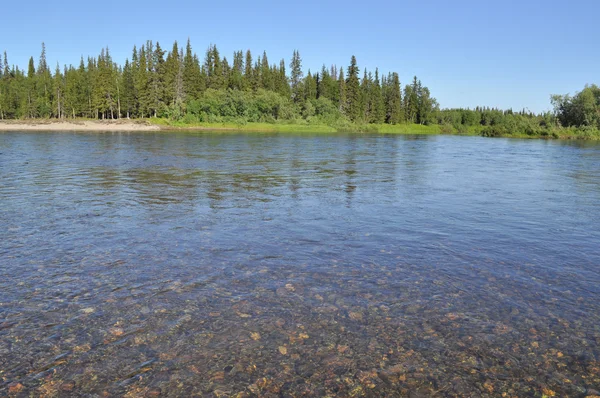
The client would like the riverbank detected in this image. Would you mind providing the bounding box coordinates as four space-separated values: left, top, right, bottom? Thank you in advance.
148 119 453 135
1 119 598 139
0 119 446 134
0 120 160 132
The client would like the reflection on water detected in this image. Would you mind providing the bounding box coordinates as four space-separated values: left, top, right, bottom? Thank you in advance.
1 131 600 397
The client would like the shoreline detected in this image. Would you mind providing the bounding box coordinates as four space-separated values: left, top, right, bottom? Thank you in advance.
0 119 597 140
0 120 161 132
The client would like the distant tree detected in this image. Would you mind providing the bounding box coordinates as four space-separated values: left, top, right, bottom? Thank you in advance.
53 63 64 118
243 50 253 91
135 46 151 117
261 51 272 91
164 41 183 106
229 50 244 90
338 68 346 114
403 76 419 123
290 50 303 102
182 39 204 100
149 41 166 116
304 70 317 101
371 68 385 123
121 59 135 118
345 55 361 121
275 59 290 97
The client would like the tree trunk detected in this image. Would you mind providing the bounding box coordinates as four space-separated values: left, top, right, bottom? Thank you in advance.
116 81 121 119
57 89 61 119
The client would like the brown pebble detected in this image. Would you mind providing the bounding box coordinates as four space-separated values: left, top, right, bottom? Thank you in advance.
146 387 162 397
8 382 24 393
109 327 124 336
60 380 76 392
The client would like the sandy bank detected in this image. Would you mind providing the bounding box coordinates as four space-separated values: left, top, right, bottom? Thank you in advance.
0 120 160 132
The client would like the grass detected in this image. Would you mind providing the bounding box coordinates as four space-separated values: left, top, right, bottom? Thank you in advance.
4 117 599 140
148 118 458 135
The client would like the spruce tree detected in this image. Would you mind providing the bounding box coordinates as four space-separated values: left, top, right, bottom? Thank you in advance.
276 59 289 97
149 41 166 116
345 56 361 121
230 50 244 90
371 68 385 123
386 72 402 124
338 68 346 114
53 63 64 118
26 56 36 118
164 41 181 105
404 76 419 123
36 43 53 118
182 39 203 100
243 50 253 91
304 70 317 101
360 69 371 121
290 50 303 102
121 59 135 118
135 46 151 117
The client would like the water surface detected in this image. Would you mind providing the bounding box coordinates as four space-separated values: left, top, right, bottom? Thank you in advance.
1 132 599 397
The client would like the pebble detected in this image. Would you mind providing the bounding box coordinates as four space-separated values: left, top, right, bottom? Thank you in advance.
146 387 162 397
60 380 76 392
8 382 24 393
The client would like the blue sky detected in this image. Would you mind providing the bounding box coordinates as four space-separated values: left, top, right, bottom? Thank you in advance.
1 0 597 113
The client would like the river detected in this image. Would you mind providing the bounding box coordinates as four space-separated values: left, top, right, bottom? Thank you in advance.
1 131 599 396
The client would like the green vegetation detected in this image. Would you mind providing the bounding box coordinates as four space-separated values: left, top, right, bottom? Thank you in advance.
0 41 598 139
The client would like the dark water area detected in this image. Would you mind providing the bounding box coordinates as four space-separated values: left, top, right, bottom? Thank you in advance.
1 131 599 397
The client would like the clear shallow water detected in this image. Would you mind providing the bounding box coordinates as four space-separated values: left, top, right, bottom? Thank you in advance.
0 131 599 397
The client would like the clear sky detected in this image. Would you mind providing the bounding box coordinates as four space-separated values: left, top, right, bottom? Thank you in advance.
1 0 597 113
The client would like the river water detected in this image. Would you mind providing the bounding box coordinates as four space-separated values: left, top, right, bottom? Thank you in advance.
1 131 599 397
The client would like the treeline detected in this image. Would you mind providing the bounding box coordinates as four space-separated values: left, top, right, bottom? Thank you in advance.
0 41 598 139
434 107 558 137
551 85 600 130
435 84 600 138
0 41 437 126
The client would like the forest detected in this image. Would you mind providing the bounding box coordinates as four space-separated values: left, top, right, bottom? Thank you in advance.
0 41 598 138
